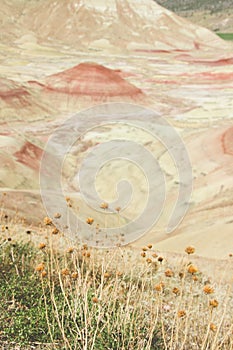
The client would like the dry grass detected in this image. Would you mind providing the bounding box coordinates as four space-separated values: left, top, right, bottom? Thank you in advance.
0 203 233 349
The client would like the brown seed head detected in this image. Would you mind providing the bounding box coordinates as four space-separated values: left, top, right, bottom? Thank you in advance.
35 263 45 272
67 247 74 253
100 202 108 209
71 272 78 279
141 252 146 258
54 213 61 219
44 217 52 225
154 282 165 292
178 310 186 318
165 269 174 278
203 285 214 294
92 297 98 304
185 246 195 255
187 265 198 274
61 268 70 276
152 253 158 258
209 299 218 308
39 242 46 250
41 271 47 278
210 323 217 332
158 256 164 263
86 217 94 225
172 287 180 295
52 227 59 235
147 244 153 249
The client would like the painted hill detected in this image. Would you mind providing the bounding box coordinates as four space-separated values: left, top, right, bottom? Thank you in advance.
1 0 232 56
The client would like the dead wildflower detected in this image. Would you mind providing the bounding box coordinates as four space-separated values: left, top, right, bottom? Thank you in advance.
35 263 45 272
92 297 99 304
41 271 47 278
179 272 184 279
67 247 74 253
115 206 121 212
61 268 70 276
38 242 46 250
203 285 214 295
185 246 195 255
86 251 91 258
152 253 158 258
86 217 94 225
142 247 148 252
71 272 78 279
51 227 59 235
172 287 180 295
209 299 219 308
165 269 174 278
54 213 61 219
187 264 198 274
141 252 146 258
44 217 52 225
210 323 217 332
192 275 198 282
65 197 70 202
147 244 153 249
154 282 165 292
82 244 88 250
100 202 108 209
177 310 186 318
104 272 111 278
158 256 164 263
116 271 123 277
146 258 152 264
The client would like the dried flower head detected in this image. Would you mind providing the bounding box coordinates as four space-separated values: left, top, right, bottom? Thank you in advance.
179 272 184 279
39 242 46 250
71 272 78 279
158 256 164 263
92 297 98 304
67 247 74 253
165 269 174 278
141 252 146 258
187 265 198 274
178 310 186 318
35 263 45 272
152 253 158 258
147 244 153 249
185 246 195 255
154 282 165 292
86 217 94 225
146 258 152 264
41 271 47 278
203 285 214 294
142 247 148 252
209 299 218 308
115 206 121 212
52 227 59 235
210 323 217 332
104 272 111 278
172 287 180 295
100 202 108 209
44 217 52 225
116 271 123 277
61 268 70 276
54 213 61 219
